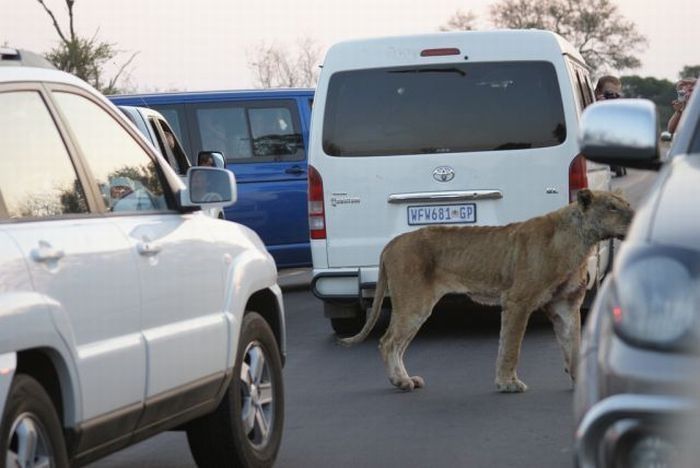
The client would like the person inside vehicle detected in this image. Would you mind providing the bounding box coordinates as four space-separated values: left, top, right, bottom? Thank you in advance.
198 152 215 167
190 170 224 203
109 176 134 202
668 77 697 134
594 75 622 100
595 75 626 176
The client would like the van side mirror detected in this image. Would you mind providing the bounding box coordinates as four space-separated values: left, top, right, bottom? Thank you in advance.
197 151 225 168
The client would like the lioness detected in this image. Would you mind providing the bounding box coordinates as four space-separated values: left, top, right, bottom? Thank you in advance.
339 189 633 393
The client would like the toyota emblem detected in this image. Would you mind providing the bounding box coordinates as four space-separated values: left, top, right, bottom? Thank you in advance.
433 166 455 182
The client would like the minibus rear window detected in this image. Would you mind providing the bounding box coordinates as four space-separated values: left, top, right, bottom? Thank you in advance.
322 61 566 157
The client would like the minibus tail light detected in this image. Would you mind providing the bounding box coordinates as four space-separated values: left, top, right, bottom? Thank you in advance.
569 154 589 202
308 165 326 239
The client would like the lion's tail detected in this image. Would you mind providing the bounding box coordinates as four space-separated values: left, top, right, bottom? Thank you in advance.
337 255 387 347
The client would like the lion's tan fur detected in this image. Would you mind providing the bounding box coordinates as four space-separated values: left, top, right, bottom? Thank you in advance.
339 189 633 392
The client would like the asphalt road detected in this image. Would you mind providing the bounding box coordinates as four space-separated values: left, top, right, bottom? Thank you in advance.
90 170 655 468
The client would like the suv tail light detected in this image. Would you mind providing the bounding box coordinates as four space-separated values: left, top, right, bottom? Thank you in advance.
568 154 589 202
308 165 326 239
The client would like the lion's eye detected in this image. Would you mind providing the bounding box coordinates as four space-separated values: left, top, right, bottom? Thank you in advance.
608 205 618 212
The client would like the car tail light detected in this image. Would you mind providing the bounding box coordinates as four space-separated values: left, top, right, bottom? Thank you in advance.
568 154 589 202
420 48 461 57
308 165 326 239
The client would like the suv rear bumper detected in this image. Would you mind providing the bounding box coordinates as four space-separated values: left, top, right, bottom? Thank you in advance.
311 268 378 303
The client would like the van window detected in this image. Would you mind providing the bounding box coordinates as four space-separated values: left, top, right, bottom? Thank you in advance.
323 61 566 157
150 105 191 157
193 101 304 163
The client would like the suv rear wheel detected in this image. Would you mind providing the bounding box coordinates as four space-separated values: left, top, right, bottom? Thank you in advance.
0 374 68 468
187 312 284 468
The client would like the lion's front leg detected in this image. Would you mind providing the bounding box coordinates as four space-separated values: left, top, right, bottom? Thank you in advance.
495 302 533 393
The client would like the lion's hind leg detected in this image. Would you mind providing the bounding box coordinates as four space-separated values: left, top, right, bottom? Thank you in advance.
379 297 434 392
544 291 584 384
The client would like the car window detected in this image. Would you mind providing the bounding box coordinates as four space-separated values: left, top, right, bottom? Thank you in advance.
148 116 189 175
323 61 566 157
152 106 190 155
53 92 169 213
0 91 88 219
193 101 304 163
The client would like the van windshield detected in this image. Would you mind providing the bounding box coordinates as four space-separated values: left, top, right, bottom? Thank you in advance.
322 61 566 157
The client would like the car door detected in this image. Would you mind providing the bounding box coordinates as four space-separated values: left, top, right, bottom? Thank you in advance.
50 89 229 403
185 98 310 267
0 86 146 422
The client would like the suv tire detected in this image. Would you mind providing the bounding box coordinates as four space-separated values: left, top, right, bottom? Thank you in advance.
187 312 284 468
0 374 68 468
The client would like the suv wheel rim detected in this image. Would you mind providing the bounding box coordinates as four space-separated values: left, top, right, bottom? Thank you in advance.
7 412 53 468
240 341 274 449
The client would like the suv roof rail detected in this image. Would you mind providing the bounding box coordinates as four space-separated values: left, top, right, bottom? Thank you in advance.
0 48 56 69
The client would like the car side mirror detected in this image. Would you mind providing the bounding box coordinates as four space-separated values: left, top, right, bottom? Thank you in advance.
578 99 661 171
197 151 225 168
181 167 237 208
660 131 673 142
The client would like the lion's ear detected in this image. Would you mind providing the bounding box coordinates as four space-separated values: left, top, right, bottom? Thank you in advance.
577 189 593 209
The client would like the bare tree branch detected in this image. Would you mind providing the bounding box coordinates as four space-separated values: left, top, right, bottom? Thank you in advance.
247 36 321 88
35 0 68 45
36 0 138 94
106 51 139 94
66 0 76 41
488 0 646 74
439 9 478 31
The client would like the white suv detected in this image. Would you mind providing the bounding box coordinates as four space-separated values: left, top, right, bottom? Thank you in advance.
308 30 612 335
0 52 285 468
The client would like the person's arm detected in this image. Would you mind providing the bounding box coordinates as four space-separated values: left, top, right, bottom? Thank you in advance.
667 100 685 133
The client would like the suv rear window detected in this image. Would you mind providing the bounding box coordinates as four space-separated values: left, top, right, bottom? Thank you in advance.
323 61 566 157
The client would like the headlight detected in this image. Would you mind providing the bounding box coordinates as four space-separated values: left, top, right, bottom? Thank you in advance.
612 255 697 349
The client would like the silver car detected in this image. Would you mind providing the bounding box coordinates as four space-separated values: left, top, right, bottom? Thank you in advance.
573 89 700 466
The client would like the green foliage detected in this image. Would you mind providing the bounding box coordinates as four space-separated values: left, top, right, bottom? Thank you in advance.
45 36 123 95
35 0 136 95
620 75 675 129
679 65 700 80
488 0 647 74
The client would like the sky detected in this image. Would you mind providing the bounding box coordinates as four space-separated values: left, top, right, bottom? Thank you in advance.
1 0 697 92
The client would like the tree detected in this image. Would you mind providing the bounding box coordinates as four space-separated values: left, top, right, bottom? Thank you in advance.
439 9 478 31
488 0 647 74
247 36 322 88
35 0 137 94
679 65 700 80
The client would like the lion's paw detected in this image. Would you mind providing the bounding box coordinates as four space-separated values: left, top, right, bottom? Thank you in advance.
410 376 425 388
390 377 418 392
495 378 528 393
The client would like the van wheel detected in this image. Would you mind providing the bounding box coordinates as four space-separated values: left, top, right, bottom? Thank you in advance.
187 312 284 468
326 303 366 336
0 374 68 468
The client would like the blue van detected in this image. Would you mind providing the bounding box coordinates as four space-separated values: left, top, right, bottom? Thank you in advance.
109 88 314 268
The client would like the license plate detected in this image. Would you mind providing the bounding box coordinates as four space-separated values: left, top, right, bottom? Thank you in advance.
407 203 476 226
